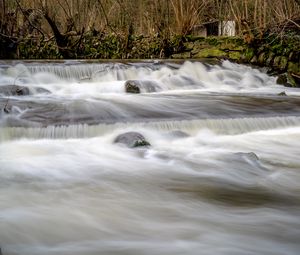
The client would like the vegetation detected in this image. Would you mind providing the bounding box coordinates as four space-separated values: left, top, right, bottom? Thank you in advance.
0 0 299 59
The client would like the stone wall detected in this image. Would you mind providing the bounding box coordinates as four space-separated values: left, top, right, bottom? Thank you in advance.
170 36 300 86
3 33 300 86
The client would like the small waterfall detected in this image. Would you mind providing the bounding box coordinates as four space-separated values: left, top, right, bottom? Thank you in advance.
1 61 279 94
26 62 163 81
27 63 124 80
1 116 299 141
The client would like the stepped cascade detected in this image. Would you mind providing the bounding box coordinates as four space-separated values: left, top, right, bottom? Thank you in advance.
1 60 300 255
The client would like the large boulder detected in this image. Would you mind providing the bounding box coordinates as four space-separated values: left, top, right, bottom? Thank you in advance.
125 80 162 93
114 132 151 148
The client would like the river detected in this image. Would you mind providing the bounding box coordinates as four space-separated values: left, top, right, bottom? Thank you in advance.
0 60 300 255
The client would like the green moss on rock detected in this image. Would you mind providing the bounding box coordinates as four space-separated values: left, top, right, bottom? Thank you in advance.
193 48 226 58
243 48 255 62
229 51 242 61
288 62 300 74
258 52 266 65
171 52 191 59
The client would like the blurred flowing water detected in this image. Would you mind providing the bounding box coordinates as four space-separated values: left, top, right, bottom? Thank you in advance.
0 60 300 255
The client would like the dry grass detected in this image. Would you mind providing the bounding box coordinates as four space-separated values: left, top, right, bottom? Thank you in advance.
1 0 299 39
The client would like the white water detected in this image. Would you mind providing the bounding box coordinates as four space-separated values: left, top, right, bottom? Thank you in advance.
1 60 300 255
2 60 300 96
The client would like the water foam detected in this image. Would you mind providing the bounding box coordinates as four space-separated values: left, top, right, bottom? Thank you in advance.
1 116 299 141
0 61 287 95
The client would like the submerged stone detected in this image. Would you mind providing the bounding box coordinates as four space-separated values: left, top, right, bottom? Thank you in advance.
125 80 161 93
168 130 190 138
114 132 151 148
0 85 30 96
0 85 50 96
234 152 259 161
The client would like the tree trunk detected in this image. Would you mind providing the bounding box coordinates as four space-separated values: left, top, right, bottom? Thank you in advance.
43 11 74 58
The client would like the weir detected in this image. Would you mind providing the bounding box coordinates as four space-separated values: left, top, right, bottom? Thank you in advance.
1 116 300 141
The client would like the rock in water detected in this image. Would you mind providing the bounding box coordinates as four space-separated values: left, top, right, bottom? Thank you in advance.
0 85 30 96
234 152 259 161
114 132 151 148
125 80 162 93
0 85 50 96
277 91 287 96
125 80 140 93
34 87 51 94
168 130 190 138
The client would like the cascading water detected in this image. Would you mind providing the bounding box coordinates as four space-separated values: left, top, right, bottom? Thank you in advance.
0 60 300 255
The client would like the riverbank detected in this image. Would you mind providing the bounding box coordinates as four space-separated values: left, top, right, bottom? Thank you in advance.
169 35 300 86
2 32 300 86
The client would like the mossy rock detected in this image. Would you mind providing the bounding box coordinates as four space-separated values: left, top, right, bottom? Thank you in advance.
193 48 226 58
206 37 220 46
193 40 207 46
228 37 246 45
280 57 288 71
290 73 300 87
233 45 246 51
191 44 207 55
258 52 267 65
171 52 191 59
276 73 295 87
133 140 151 147
185 36 206 42
287 62 300 74
271 44 285 55
184 42 195 51
242 48 255 62
265 52 275 66
276 74 288 85
219 43 236 50
250 55 258 64
273 56 281 69
229 51 242 61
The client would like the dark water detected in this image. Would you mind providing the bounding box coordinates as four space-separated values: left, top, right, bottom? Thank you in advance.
0 60 300 255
